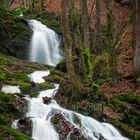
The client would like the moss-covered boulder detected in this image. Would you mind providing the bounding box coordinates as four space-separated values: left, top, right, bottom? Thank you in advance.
0 125 32 140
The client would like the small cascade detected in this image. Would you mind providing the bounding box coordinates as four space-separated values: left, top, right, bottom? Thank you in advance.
11 71 129 140
28 20 62 66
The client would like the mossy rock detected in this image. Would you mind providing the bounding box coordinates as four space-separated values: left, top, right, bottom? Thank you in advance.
6 72 30 81
15 93 25 98
0 91 13 102
0 125 32 140
29 91 39 98
20 83 31 94
5 80 31 95
51 116 59 125
39 82 54 90
0 91 21 116
50 68 63 76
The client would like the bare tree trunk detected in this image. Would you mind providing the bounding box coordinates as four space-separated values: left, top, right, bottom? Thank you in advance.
95 0 102 53
61 0 80 94
105 0 117 80
80 0 90 49
133 0 140 79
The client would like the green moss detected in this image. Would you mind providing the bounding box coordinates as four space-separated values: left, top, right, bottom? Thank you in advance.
50 68 62 76
0 5 17 20
0 125 32 140
0 73 6 80
0 91 13 102
39 83 54 90
74 116 82 127
0 54 9 65
0 115 9 126
119 123 140 140
20 83 30 94
6 72 29 81
15 93 25 98
111 99 128 112
129 115 140 130
5 80 30 94
29 91 39 98
117 94 140 106
51 117 59 125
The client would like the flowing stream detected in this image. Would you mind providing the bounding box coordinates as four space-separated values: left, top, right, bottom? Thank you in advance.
9 20 130 140
18 70 129 140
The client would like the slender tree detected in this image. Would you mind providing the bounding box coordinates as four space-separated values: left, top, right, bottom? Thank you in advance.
61 0 80 94
95 0 102 53
105 0 117 80
80 0 93 80
133 0 140 79
69 0 87 79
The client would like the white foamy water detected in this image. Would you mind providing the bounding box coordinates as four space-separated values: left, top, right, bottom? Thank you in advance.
1 85 20 94
28 70 50 83
11 70 129 140
28 20 62 66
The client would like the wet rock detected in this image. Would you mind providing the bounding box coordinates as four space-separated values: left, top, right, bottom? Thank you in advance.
99 133 106 140
13 96 28 117
29 82 40 91
17 117 32 136
8 40 30 60
51 113 88 140
42 96 52 104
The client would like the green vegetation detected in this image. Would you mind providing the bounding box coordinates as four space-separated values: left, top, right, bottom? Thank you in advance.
0 5 17 20
0 125 32 140
0 73 6 80
0 115 9 126
39 82 54 90
111 99 128 112
29 91 39 98
51 116 59 125
117 94 140 106
0 91 13 102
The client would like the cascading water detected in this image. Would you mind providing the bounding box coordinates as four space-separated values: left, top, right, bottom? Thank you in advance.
9 21 130 140
10 70 129 140
28 20 62 66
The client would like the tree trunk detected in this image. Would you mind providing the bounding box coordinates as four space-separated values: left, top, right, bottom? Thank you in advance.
133 0 140 78
61 0 80 94
70 0 87 79
95 0 102 53
105 0 117 80
80 0 93 80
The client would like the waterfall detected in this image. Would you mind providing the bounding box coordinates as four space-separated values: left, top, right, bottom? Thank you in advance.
8 21 129 140
28 20 62 66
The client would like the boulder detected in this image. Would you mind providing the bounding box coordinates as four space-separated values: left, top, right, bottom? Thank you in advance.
51 113 88 140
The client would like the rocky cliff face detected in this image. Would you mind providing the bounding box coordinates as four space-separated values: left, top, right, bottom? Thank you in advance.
0 18 31 60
